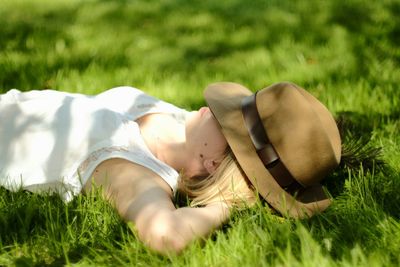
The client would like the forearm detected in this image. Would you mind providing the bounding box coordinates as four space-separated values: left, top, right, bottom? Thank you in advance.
133 202 230 254
172 203 230 242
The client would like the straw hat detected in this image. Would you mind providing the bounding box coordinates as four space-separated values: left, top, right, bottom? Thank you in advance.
204 82 341 218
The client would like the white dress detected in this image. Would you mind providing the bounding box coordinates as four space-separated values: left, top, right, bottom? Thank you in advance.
0 86 188 201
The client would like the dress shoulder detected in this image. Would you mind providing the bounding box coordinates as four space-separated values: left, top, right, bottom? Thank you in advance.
94 86 189 120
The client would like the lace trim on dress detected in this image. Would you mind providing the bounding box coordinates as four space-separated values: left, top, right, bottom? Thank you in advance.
77 146 130 176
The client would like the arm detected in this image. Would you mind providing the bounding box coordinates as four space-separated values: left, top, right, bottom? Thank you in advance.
132 202 230 254
84 158 230 254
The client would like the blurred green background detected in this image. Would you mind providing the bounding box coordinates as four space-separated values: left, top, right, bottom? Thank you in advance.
0 0 400 266
1 0 399 108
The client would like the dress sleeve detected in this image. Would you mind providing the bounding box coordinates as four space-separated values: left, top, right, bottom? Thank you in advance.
93 86 165 118
94 86 188 120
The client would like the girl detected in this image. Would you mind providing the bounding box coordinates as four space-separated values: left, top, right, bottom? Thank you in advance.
0 82 341 254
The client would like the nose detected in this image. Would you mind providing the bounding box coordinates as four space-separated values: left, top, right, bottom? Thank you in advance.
199 106 209 116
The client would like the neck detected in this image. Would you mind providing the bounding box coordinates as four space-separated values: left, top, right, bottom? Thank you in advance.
156 140 189 172
138 114 193 174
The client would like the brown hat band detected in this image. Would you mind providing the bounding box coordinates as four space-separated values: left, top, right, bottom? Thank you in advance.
241 93 303 193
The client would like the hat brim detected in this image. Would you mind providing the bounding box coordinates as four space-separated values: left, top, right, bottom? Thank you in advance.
204 82 331 218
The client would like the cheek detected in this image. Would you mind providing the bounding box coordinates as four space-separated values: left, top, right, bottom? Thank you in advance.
215 136 228 155
211 118 227 146
216 129 227 146
212 131 227 149
204 126 227 156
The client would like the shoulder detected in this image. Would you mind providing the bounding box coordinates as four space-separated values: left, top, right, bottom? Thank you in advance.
95 86 150 100
83 158 174 212
84 158 177 236
93 86 166 113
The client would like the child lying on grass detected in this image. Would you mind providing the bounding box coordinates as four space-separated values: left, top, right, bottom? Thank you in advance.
0 82 341 254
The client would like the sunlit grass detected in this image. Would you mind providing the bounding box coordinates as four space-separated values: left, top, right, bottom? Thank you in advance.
1 0 399 266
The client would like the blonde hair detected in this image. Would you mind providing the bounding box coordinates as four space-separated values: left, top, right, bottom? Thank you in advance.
177 149 257 208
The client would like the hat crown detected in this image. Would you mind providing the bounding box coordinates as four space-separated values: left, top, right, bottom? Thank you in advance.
256 83 341 186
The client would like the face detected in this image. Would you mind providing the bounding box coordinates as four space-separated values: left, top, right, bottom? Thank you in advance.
185 106 228 177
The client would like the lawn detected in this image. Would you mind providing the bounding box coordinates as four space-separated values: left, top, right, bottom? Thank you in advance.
1 0 399 266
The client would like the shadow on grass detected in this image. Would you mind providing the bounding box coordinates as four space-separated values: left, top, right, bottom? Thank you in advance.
302 108 400 261
301 167 400 262
13 244 90 267
325 109 398 197
0 188 127 266
0 4 79 90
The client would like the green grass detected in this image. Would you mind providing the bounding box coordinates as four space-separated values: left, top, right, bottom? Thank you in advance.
1 0 399 266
